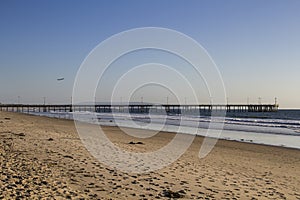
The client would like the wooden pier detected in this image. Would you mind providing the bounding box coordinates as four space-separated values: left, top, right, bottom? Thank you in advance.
0 103 279 114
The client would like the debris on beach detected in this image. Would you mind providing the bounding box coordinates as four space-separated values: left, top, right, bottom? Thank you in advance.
17 132 25 137
136 141 144 144
63 155 74 159
128 141 144 145
161 189 185 198
128 141 135 144
11 132 26 137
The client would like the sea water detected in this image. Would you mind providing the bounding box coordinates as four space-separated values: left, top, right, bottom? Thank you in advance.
27 109 300 149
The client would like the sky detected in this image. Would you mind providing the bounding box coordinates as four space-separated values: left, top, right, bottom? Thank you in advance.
0 0 299 108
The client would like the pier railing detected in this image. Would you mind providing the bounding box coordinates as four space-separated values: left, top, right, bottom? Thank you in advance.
0 103 279 113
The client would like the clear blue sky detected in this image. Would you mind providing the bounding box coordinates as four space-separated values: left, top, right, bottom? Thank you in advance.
0 0 299 108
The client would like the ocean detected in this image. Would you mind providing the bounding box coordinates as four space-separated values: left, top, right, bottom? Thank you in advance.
27 109 300 149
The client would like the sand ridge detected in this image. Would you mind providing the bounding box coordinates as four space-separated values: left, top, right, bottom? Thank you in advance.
0 111 299 199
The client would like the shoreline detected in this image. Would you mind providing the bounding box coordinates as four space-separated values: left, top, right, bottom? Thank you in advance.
15 111 300 150
1 111 299 199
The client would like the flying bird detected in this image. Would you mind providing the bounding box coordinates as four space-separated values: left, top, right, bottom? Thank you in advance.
57 77 64 81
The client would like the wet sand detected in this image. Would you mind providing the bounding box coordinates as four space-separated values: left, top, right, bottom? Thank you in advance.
0 111 299 199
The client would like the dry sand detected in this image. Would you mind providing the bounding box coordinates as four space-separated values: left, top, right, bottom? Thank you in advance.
0 111 299 199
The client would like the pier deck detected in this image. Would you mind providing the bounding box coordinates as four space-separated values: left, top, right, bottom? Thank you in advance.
0 104 279 113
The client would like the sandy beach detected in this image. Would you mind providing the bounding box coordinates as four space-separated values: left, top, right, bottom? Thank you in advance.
0 111 299 199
